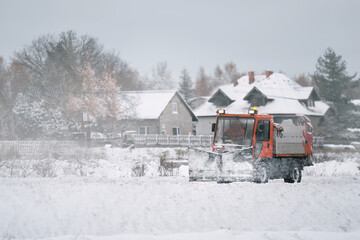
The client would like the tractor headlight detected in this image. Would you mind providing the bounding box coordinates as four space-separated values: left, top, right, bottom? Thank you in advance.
217 109 225 115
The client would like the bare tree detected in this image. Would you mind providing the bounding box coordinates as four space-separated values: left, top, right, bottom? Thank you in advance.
212 65 224 88
150 61 173 90
295 73 312 86
224 62 242 85
195 67 211 96
10 30 141 139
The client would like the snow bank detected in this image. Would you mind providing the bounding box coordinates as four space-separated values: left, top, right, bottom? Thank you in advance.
304 160 360 177
322 144 356 151
0 147 189 178
1 148 360 239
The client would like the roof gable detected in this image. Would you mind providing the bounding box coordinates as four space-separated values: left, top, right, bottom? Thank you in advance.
243 87 268 101
159 92 198 121
120 90 177 119
120 90 197 121
208 89 232 102
309 88 321 101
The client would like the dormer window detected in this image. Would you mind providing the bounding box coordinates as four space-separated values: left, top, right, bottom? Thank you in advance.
208 89 233 107
251 96 266 107
308 99 315 107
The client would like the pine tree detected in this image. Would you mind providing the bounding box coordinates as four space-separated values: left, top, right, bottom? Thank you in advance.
178 68 192 102
311 48 357 103
311 48 359 138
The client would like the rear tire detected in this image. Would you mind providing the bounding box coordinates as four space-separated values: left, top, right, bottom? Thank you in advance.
284 167 302 183
254 165 268 183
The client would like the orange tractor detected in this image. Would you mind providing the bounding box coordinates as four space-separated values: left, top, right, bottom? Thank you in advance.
189 108 314 183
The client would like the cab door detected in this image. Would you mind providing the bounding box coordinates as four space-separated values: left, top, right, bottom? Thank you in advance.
253 119 273 161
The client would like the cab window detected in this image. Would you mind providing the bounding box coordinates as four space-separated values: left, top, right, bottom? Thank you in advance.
256 120 270 141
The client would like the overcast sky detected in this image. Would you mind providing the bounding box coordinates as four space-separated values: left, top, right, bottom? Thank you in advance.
1 0 359 80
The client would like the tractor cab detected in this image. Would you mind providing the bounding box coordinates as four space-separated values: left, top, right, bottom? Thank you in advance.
212 108 274 162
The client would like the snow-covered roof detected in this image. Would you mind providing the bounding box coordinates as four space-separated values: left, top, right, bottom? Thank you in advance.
193 97 218 117
214 75 265 101
121 90 177 119
221 73 315 100
120 90 197 120
194 72 329 117
255 74 316 100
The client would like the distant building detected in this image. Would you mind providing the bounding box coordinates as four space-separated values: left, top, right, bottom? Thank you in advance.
113 90 198 135
194 71 331 135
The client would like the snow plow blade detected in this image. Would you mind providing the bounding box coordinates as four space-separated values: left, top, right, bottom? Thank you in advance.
188 147 254 183
188 148 220 181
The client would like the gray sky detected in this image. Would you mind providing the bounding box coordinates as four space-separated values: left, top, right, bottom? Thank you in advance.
1 0 359 80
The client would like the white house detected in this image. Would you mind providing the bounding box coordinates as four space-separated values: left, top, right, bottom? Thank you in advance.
194 71 330 135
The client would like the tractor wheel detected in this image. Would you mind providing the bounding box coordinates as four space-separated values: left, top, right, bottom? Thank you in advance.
254 165 269 183
284 167 302 183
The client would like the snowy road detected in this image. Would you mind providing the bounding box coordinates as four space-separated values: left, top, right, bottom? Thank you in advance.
1 175 360 240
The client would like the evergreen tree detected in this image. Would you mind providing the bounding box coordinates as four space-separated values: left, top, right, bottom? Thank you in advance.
178 68 192 102
311 48 359 138
311 48 356 103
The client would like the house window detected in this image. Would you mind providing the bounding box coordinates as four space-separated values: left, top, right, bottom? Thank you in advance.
172 127 181 135
308 99 315 107
139 126 150 135
172 102 178 114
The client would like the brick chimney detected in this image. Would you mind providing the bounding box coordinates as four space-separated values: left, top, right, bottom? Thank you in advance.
233 79 238 87
248 71 255 84
265 70 273 78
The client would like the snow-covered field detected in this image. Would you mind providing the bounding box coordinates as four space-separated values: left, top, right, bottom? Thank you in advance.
0 148 360 240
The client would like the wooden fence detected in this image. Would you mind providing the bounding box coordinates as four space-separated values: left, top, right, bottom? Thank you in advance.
131 134 213 147
0 141 84 159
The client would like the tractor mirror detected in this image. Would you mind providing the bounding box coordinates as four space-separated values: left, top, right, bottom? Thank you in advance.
211 123 216 132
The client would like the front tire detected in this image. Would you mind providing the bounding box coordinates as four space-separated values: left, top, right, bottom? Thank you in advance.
254 165 269 183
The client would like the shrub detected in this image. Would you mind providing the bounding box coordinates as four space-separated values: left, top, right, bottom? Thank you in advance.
132 162 147 177
158 151 173 176
32 159 57 177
